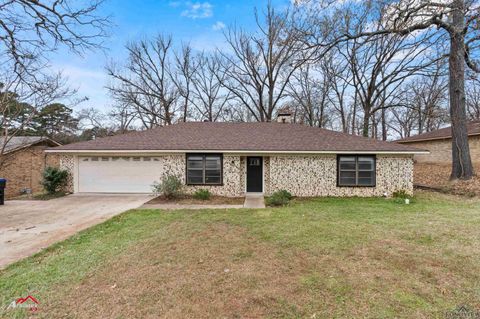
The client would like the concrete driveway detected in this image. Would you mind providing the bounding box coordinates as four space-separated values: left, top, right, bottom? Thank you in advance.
0 194 152 269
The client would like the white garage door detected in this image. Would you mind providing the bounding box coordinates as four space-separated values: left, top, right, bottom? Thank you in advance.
78 156 164 193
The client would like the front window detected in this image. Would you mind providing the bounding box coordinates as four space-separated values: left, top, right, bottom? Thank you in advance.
338 155 376 187
186 154 222 185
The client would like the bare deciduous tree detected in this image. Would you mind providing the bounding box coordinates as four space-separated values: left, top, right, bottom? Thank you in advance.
322 52 356 133
173 44 197 122
106 35 180 128
338 13 439 138
302 0 480 179
190 53 232 121
409 69 449 134
0 71 71 168
109 103 138 133
286 62 331 127
0 0 108 167
0 0 108 75
219 4 310 121
466 72 480 120
389 69 449 139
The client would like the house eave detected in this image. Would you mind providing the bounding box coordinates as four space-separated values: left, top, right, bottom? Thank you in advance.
45 149 429 155
397 132 480 144
4 137 62 155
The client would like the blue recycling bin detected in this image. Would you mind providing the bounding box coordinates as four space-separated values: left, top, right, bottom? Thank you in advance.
0 178 6 205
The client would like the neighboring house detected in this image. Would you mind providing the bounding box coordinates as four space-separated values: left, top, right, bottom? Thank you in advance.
0 136 61 198
47 120 426 197
396 120 480 165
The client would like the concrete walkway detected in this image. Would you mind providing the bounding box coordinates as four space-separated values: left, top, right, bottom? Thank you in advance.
243 194 266 208
141 194 266 210
0 194 151 269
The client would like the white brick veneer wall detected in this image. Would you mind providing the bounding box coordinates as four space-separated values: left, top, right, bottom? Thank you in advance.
266 154 414 196
60 153 414 197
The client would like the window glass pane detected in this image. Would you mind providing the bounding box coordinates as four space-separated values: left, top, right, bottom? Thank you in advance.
358 177 373 185
187 169 203 184
205 169 220 177
205 169 221 184
339 171 356 186
187 157 203 169
338 156 375 186
249 158 260 166
187 154 222 185
358 171 374 185
206 176 221 184
339 157 356 170
188 176 204 184
205 176 221 184
358 171 374 178
340 177 356 186
205 156 221 169
358 157 374 170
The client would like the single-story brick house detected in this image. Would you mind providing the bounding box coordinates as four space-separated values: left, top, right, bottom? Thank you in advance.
396 120 480 165
46 122 426 197
1 136 61 198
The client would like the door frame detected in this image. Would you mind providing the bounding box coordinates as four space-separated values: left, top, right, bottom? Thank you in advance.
245 156 264 194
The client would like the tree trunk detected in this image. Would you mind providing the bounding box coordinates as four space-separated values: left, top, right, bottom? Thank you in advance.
449 4 474 180
418 107 424 134
381 107 387 141
362 111 369 137
351 97 357 134
371 116 376 139
183 101 188 122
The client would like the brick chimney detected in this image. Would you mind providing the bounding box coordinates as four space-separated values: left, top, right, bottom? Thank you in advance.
276 108 293 124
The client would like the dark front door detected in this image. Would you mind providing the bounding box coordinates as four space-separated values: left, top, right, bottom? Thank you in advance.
246 157 263 192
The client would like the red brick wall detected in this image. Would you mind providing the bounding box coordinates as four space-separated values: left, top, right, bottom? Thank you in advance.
404 135 480 165
0 145 60 198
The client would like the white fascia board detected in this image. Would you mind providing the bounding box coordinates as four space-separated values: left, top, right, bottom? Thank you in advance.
45 149 429 155
397 133 480 144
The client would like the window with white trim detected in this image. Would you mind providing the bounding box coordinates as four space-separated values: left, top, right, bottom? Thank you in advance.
337 155 376 187
186 154 222 185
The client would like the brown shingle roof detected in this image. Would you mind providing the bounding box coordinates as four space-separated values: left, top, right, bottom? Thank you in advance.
2 136 60 154
396 120 480 143
50 122 424 153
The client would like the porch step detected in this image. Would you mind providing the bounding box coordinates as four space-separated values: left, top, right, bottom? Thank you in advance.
243 194 266 209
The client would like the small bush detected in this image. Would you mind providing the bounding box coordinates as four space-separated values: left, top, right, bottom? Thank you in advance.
41 166 69 194
193 189 211 200
276 189 293 200
266 189 292 207
152 174 183 199
392 189 415 204
392 189 411 199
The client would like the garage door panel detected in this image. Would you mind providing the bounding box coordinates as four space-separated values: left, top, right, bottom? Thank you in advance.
78 157 164 193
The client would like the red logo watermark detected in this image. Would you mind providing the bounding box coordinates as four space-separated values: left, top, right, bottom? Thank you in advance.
7 295 39 312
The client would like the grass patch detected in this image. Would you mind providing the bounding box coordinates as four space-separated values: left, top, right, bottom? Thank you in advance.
146 194 244 205
1 191 479 318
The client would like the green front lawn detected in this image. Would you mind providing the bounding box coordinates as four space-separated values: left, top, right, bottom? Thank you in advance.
1 191 479 318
